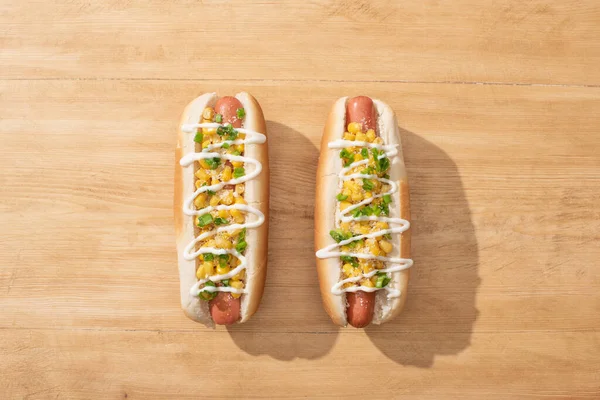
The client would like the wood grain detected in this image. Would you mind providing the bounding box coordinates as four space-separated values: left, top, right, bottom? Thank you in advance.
1 0 600 84
2 0 600 398
1 80 599 398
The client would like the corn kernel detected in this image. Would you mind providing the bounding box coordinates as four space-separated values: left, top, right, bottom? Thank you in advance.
375 221 389 230
218 209 228 219
342 263 355 277
234 215 245 224
236 144 244 153
363 263 375 274
195 168 209 182
360 225 371 235
354 153 363 162
235 196 247 205
222 166 232 182
232 269 246 281
343 132 356 141
222 191 234 205
374 137 384 145
201 159 214 169
210 195 220 206
195 180 203 189
202 107 215 120
230 281 244 298
364 192 373 199
235 184 245 194
340 222 351 232
361 278 375 288
379 240 393 254
216 263 231 275
232 161 244 168
366 129 376 142
215 236 233 249
348 122 362 134
340 201 351 211
356 132 367 142
202 140 211 149
194 193 207 208
197 261 214 279
211 176 220 186
351 192 363 202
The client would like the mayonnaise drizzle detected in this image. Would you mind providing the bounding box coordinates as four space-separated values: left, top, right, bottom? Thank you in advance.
316 139 413 298
180 122 266 297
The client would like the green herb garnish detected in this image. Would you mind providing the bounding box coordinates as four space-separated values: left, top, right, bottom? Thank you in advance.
199 281 217 301
375 272 391 288
221 279 230 287
377 157 390 173
222 142 230 149
218 253 229 266
340 255 359 268
361 167 374 175
197 213 213 227
194 131 203 143
217 124 238 140
362 179 374 191
236 241 247 253
383 174 390 179
205 157 221 170
214 217 228 226
336 193 348 201
384 233 392 240
233 167 245 178
232 150 241 156
215 114 223 123
203 253 214 261
330 230 351 243
383 194 392 205
361 148 368 158
236 108 246 119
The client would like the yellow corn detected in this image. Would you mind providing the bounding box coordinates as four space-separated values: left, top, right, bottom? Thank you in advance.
360 225 371 235
199 159 211 169
351 192 363 202
379 240 393 254
216 263 231 275
340 222 351 232
232 161 244 168
339 201 351 211
367 239 381 256
354 153 363 162
197 261 214 279
342 263 355 277
195 180 202 189
210 195 220 207
364 192 373 199
195 168 209 182
194 193 207 208
355 132 367 142
211 176 220 186
236 144 244 153
348 122 362 134
215 236 233 249
230 281 244 298
374 137 384 145
218 209 228 219
202 140 211 149
366 129 376 142
222 191 234 205
375 221 389 230
343 132 356 141
362 263 375 274
235 196 247 205
361 278 375 288
222 166 232 182
202 107 215 120
232 269 246 281
235 184 245 194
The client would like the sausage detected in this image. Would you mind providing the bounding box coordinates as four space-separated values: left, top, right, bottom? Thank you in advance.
346 291 376 328
214 96 244 128
209 292 241 325
345 95 377 327
207 95 245 325
346 96 377 132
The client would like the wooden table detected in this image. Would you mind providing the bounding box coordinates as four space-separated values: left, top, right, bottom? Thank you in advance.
1 1 599 398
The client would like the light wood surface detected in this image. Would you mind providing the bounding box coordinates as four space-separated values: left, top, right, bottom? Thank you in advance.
1 1 599 399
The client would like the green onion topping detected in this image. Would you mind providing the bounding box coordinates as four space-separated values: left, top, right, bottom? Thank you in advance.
197 213 213 227
233 167 245 178
236 108 246 119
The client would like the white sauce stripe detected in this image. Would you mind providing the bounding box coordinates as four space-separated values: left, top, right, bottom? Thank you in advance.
180 122 266 297
316 137 413 298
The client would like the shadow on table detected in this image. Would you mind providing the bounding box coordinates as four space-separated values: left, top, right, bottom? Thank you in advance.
228 121 339 360
366 128 480 368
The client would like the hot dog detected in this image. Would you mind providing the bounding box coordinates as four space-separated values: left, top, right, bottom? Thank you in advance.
175 92 269 326
315 96 413 327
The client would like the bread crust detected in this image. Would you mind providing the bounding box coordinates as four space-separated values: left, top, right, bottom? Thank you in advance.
315 97 411 327
175 92 269 326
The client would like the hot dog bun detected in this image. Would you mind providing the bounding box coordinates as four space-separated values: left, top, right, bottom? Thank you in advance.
315 97 411 327
175 92 269 326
